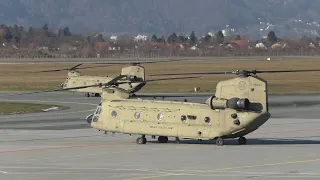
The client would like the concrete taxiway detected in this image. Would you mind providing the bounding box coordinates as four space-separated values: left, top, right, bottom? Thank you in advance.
0 92 320 180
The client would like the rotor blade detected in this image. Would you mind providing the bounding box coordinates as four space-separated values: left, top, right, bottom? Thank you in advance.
34 68 70 73
122 76 201 84
144 76 201 82
32 63 83 73
254 69 320 73
69 63 83 70
72 64 113 70
111 76 201 86
150 71 233 76
93 59 189 65
5 84 101 96
30 64 113 73
5 74 128 97
150 69 320 76
105 74 127 86
132 93 212 98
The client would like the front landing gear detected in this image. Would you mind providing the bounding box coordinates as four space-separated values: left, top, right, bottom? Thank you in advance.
136 135 147 144
238 137 247 145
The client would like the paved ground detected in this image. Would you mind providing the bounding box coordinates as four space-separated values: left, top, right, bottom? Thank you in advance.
0 92 320 180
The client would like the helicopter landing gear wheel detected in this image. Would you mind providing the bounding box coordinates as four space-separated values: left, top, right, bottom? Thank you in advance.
136 136 147 144
175 137 180 143
238 137 247 145
216 137 224 146
158 136 168 143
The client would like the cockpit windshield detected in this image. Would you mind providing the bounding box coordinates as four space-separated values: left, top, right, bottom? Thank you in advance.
92 103 102 122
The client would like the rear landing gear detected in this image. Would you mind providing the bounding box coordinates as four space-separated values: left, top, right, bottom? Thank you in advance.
136 135 147 144
216 137 224 146
238 137 247 145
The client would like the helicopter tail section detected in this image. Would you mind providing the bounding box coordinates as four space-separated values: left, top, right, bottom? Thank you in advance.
120 65 146 93
212 75 268 112
208 75 270 138
121 65 145 81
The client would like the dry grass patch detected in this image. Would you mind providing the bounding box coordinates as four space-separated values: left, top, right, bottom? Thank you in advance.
0 56 258 62
1 59 320 94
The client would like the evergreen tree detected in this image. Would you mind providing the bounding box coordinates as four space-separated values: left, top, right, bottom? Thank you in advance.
3 26 12 42
203 34 211 42
27 27 34 36
151 34 158 42
96 34 104 42
12 24 21 43
177 34 187 43
63 27 72 36
167 33 178 44
58 28 63 36
216 30 224 43
42 23 49 36
158 36 165 42
189 31 197 45
86 36 91 43
267 31 277 43
235 34 241 40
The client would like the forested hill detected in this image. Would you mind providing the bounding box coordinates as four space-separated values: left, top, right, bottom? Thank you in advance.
1 0 320 38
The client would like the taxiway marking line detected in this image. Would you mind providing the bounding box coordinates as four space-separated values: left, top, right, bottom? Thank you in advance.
123 158 320 180
0 142 134 154
0 99 97 106
0 109 95 119
252 128 320 135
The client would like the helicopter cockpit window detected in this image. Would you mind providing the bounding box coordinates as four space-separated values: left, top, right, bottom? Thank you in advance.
111 111 117 118
187 115 197 120
92 106 102 122
134 112 141 119
93 115 99 122
157 113 163 120
204 116 210 123
95 107 102 115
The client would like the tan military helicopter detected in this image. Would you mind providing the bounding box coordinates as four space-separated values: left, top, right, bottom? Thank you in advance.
32 60 191 98
11 68 320 145
81 68 320 145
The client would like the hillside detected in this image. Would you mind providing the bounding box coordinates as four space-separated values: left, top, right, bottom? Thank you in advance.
1 0 320 38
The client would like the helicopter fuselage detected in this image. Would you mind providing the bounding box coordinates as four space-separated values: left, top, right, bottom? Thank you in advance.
86 74 271 144
87 98 270 140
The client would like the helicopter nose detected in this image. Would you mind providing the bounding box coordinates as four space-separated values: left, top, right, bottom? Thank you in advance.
86 114 94 125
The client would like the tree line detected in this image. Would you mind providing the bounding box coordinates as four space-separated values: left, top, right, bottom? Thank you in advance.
0 23 320 58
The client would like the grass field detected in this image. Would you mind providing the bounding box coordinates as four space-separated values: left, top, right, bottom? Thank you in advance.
1 58 320 94
0 102 68 115
0 56 261 62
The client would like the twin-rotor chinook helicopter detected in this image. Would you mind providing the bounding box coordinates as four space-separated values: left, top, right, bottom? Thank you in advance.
32 60 202 98
16 67 320 145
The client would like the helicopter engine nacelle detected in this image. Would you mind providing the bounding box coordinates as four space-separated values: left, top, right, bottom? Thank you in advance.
227 97 250 110
207 96 250 110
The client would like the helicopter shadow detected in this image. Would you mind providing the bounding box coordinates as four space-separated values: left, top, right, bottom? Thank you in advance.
239 137 320 146
146 136 320 146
